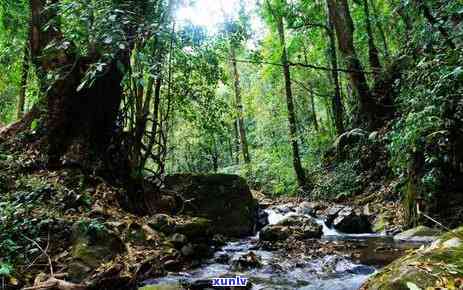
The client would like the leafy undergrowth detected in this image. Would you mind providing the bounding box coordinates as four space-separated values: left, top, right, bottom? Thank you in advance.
0 144 192 289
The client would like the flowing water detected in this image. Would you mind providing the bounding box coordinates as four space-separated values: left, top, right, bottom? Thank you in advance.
141 205 414 290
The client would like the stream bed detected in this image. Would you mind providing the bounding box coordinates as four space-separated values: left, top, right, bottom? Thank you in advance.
141 205 418 290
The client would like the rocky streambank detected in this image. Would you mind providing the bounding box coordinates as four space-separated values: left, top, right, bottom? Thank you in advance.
141 198 437 290
1 161 448 290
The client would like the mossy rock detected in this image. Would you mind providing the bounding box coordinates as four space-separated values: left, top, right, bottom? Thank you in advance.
174 217 213 241
362 227 463 290
393 226 440 242
165 174 257 237
148 214 176 235
69 221 126 281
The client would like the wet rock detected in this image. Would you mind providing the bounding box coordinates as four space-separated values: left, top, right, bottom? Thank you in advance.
214 253 230 264
181 243 195 257
279 215 323 239
163 259 182 272
260 215 322 241
231 251 262 271
259 225 291 241
255 207 269 231
174 217 213 243
296 201 318 216
333 207 372 234
393 226 440 243
149 214 175 235
324 205 345 226
212 234 227 246
165 174 258 237
69 221 126 281
170 233 188 248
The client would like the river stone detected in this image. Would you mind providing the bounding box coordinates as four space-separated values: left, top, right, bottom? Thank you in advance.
324 205 345 226
393 226 440 243
333 207 372 234
256 207 269 231
296 201 321 216
362 227 463 290
231 251 262 271
259 225 291 241
260 215 322 241
279 215 323 238
170 233 188 248
165 174 257 237
180 243 195 257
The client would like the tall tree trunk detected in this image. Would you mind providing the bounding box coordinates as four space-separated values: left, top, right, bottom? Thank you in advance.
362 0 382 77
230 45 251 164
326 0 377 129
17 45 29 119
369 0 389 57
302 44 320 132
274 12 308 189
326 3 345 135
309 92 319 132
233 120 240 164
30 0 128 172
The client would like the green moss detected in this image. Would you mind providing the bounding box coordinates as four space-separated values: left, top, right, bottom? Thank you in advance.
364 229 463 290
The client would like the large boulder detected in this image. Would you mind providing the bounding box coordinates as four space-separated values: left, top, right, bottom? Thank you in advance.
260 215 322 242
332 207 372 234
393 226 440 243
361 227 463 290
165 174 257 237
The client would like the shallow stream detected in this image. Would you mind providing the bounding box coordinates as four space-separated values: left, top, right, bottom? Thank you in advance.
141 205 417 290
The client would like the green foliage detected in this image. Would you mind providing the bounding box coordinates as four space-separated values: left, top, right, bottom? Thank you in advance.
387 5 463 200
312 161 361 200
0 262 13 277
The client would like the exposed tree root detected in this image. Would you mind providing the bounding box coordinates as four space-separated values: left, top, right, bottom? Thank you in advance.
22 278 87 290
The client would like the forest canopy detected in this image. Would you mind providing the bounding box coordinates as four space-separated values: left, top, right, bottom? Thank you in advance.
0 0 462 229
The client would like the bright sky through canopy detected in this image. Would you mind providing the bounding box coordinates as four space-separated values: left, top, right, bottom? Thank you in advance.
176 0 240 30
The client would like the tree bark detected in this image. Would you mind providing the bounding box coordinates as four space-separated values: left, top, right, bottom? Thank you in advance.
326 2 345 135
326 0 377 129
17 44 29 119
30 0 128 172
230 45 251 164
309 92 319 132
274 11 308 189
233 119 240 164
362 0 382 77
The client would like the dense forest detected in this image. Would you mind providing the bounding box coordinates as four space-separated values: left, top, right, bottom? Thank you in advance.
0 0 462 289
